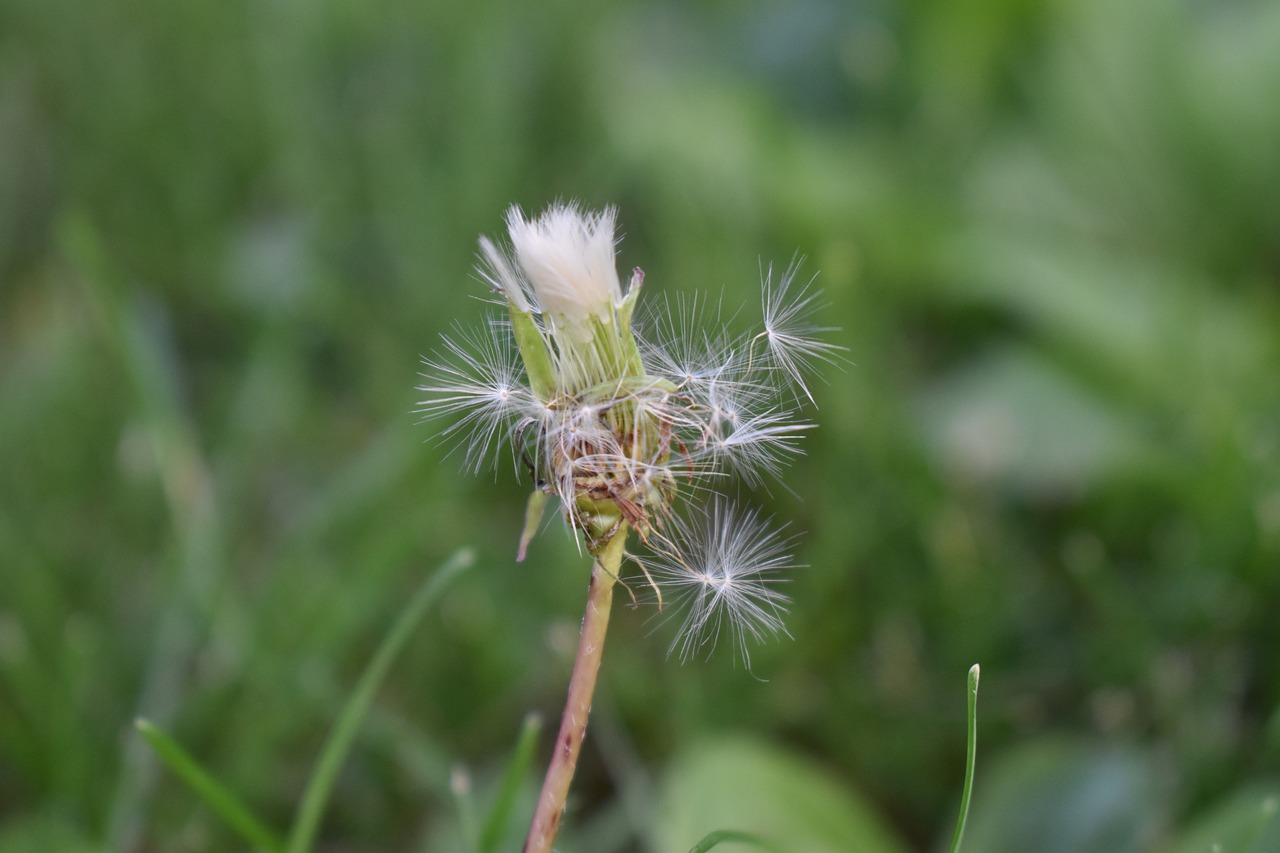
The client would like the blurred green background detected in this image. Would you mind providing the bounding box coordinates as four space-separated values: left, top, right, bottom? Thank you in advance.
3 0 1280 849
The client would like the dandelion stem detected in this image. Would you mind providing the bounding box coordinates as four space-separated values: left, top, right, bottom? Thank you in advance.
523 529 627 853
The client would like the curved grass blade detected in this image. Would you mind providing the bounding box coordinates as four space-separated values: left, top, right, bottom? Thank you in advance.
135 719 282 852
285 547 476 853
479 712 543 853
947 664 981 853
688 829 782 853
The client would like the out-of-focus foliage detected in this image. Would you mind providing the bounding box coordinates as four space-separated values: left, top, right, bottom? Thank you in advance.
651 737 907 853
1 0 1278 849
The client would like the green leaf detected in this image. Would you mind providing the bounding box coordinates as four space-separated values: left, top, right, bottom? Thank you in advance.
284 547 476 853
478 712 543 853
917 346 1142 495
688 829 782 852
135 719 282 852
651 736 908 853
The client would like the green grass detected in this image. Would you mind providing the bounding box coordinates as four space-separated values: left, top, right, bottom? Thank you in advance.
2 0 1279 849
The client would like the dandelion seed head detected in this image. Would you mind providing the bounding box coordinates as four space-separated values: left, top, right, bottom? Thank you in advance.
420 202 834 658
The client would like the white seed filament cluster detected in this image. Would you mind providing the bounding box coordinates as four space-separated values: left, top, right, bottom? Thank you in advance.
418 203 839 661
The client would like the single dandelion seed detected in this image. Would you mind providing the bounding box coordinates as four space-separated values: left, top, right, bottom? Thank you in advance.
416 322 534 475
644 501 795 666
756 258 844 404
701 408 813 486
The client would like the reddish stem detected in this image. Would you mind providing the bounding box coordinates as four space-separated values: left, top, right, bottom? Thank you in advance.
523 542 622 853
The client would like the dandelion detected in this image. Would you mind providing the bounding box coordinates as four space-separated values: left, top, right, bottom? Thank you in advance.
416 202 835 853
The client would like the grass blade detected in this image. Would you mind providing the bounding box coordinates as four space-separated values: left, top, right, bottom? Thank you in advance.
947 663 981 853
688 829 781 852
285 547 476 853
135 719 282 852
478 712 543 853
450 765 480 853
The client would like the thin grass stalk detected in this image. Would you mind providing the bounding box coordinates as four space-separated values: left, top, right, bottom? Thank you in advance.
947 663 980 853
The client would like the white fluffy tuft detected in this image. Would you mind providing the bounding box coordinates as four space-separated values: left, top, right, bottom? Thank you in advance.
506 203 623 325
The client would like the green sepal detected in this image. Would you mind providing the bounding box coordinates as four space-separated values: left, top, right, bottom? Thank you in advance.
516 489 548 562
578 374 677 402
508 305 555 400
580 314 644 387
618 267 643 328
616 278 645 376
